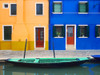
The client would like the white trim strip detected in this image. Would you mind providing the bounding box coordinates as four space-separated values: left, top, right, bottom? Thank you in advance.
79 25 88 26
79 1 88 3
54 37 64 38
54 24 64 26
78 12 88 14
78 37 88 38
53 1 62 3
96 25 100 26
96 37 100 38
52 12 63 14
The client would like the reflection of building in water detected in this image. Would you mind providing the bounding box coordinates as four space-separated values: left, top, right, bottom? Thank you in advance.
3 64 90 75
0 66 3 75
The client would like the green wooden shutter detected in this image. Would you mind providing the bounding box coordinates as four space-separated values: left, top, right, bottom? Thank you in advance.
62 26 65 37
53 26 56 37
79 3 80 12
86 26 89 37
86 3 88 12
77 26 80 37
53 3 54 12
95 26 98 37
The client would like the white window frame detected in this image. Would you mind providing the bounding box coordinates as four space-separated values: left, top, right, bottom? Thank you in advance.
3 3 9 9
96 25 100 38
78 25 88 38
2 25 13 41
54 24 64 38
35 2 44 16
52 1 63 14
65 24 76 50
10 3 17 16
78 1 88 14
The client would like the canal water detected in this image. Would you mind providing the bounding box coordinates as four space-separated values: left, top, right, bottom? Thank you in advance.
0 62 100 75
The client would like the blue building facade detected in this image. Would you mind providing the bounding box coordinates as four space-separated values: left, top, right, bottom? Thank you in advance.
49 0 100 50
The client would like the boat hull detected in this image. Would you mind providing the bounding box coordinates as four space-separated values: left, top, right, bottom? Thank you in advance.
92 55 100 61
6 58 89 68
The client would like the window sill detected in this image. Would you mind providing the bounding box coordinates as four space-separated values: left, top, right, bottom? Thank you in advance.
10 15 16 16
52 12 63 14
96 37 100 38
54 37 64 38
35 14 44 16
3 40 11 41
3 7 8 9
78 37 88 38
78 12 88 14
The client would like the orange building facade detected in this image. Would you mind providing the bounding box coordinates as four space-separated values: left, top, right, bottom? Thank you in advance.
0 0 49 50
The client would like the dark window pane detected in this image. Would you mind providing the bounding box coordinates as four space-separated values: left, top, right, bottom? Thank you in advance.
98 26 100 36
55 26 63 37
36 28 38 40
68 27 73 37
36 4 43 15
4 26 12 40
4 4 8 8
40 29 44 40
80 26 87 37
11 4 17 15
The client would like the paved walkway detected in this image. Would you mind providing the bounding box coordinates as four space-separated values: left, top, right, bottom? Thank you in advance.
0 50 100 61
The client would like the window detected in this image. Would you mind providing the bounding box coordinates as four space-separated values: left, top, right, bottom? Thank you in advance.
53 26 65 38
3 3 8 8
68 27 73 37
95 26 100 37
77 26 89 38
10 4 17 16
36 3 43 15
79 1 88 14
3 26 12 41
53 2 62 14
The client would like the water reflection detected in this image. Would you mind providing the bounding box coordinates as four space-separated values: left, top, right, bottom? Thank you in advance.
0 63 100 75
92 65 100 75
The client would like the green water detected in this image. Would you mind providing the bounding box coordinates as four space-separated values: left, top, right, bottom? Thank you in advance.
0 63 100 75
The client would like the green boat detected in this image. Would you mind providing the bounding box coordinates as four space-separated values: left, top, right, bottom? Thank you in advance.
6 40 91 68
6 57 90 68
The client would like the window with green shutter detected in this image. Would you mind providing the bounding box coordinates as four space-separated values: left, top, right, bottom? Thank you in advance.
95 26 100 37
53 26 65 37
79 2 88 13
77 26 89 37
53 2 62 13
4 26 12 40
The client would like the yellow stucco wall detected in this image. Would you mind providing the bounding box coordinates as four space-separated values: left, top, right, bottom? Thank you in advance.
0 0 49 50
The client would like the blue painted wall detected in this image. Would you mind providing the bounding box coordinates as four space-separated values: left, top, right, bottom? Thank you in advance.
49 0 100 50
